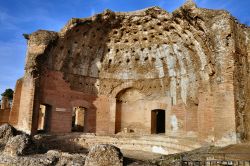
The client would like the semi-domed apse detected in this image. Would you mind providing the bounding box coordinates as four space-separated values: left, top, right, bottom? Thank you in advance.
6 1 250 147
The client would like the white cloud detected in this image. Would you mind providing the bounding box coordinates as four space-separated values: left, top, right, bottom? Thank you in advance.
0 4 68 93
0 40 25 57
0 11 8 22
0 10 20 30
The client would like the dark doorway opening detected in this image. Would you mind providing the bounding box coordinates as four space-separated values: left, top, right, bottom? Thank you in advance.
115 101 122 134
151 109 165 134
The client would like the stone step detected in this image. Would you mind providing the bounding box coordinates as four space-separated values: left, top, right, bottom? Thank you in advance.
77 135 202 154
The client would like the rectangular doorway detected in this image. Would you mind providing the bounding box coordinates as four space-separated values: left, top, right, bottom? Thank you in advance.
72 107 87 132
151 109 165 134
38 104 51 133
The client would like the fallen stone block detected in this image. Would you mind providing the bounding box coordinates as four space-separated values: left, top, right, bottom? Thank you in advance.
85 144 123 166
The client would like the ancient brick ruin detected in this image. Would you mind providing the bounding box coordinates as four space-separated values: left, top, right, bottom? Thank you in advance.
0 96 11 125
5 1 250 147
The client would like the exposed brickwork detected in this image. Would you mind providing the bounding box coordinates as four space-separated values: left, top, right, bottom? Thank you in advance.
0 109 10 125
0 97 10 109
8 1 250 148
9 78 23 126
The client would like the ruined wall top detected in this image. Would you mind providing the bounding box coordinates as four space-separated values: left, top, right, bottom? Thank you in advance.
1 96 10 109
22 2 250 101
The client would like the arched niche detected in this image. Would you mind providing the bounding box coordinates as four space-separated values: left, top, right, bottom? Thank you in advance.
115 88 146 134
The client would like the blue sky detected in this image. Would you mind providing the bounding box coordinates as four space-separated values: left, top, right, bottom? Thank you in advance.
0 0 249 94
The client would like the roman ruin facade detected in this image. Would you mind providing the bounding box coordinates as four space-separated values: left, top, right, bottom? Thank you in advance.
7 1 250 146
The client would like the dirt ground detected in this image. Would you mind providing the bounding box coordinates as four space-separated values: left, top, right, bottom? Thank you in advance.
0 132 250 165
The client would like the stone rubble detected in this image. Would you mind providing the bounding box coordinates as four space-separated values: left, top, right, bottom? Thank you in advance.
85 144 123 166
